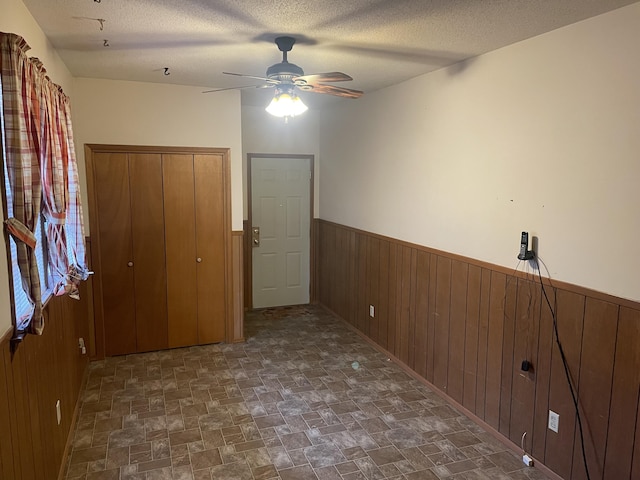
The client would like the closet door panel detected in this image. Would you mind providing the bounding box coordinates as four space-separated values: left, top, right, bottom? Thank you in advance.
130 154 168 352
163 154 198 348
93 153 136 356
194 154 226 344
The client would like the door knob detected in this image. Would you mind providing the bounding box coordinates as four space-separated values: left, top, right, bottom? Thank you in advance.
196 257 202 263
252 227 260 247
127 261 133 267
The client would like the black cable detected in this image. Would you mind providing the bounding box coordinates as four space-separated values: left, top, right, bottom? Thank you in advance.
533 255 591 480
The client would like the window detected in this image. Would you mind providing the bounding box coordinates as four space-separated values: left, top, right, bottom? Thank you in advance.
1 32 88 336
2 154 52 329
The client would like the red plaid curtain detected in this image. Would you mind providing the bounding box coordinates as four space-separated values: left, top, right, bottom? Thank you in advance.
1 32 88 335
0 33 43 334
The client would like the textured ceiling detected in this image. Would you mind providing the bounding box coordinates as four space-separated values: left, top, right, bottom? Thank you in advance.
21 0 638 108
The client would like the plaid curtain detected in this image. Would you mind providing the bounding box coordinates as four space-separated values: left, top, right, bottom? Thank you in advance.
1 32 88 335
59 87 88 299
0 33 43 334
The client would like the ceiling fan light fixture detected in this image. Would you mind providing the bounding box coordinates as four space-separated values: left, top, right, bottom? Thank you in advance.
265 91 308 118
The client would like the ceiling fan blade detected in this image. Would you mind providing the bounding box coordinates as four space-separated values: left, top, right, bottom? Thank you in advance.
307 84 363 98
223 72 280 84
202 84 274 93
294 72 353 84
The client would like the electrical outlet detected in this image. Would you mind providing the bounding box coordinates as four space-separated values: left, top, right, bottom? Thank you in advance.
369 305 375 318
56 400 61 425
548 410 559 433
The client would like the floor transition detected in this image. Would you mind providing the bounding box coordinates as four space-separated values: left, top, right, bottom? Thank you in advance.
64 305 549 480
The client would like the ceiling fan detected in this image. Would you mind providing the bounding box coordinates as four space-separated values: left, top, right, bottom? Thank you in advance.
204 36 363 117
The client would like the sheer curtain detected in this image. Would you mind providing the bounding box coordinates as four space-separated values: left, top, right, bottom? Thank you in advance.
0 32 88 336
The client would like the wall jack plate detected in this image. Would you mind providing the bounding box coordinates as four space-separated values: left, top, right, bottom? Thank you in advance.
548 410 559 433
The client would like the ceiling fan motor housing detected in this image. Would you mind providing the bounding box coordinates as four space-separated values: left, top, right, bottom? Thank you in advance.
266 62 304 79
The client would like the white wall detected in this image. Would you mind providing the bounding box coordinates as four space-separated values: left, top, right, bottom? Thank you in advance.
0 0 75 336
241 106 321 219
0 0 73 92
72 78 243 231
320 4 640 302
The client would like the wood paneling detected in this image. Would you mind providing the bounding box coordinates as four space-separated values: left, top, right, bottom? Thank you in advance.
414 251 430 379
603 306 640 479
386 243 398 357
367 237 380 344
316 219 640 480
532 281 555 461
508 278 540 448
378 240 391 351
499 275 517 436
0 334 17 480
231 231 245 342
462 264 481 412
433 256 451 392
485 270 505 430
571 297 617 480
0 280 90 480
545 290 584 479
448 259 468 405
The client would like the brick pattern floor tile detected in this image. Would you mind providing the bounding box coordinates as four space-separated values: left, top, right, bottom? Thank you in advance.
63 305 549 480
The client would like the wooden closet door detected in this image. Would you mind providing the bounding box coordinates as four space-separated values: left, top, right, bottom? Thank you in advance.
93 153 136 355
194 154 227 343
129 154 168 352
163 154 198 348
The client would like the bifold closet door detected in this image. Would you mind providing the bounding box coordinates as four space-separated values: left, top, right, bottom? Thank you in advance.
129 154 168 352
93 153 168 355
93 152 136 355
163 154 227 347
194 154 226 344
163 154 199 348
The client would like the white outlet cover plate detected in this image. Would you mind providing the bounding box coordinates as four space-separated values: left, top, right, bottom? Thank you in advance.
548 410 559 432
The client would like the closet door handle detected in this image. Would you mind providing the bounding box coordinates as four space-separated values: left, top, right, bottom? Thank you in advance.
127 261 134 267
196 257 202 263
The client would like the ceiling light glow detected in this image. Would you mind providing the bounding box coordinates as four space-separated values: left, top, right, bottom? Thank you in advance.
265 90 308 118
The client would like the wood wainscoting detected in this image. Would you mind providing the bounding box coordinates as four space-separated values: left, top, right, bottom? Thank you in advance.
0 281 91 480
231 230 245 342
316 219 640 480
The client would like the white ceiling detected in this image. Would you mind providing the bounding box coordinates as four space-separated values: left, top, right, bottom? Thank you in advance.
22 0 638 108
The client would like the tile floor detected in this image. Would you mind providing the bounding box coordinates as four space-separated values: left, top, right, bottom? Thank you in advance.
64 305 550 480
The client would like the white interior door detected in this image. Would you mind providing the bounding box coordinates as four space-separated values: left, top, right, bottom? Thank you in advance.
251 156 311 308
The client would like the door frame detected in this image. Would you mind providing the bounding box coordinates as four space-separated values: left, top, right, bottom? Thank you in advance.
86 144 233 359
246 153 315 310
